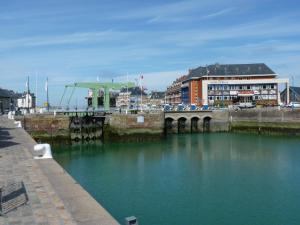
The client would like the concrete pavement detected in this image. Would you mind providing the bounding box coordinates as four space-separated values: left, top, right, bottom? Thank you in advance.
0 116 119 225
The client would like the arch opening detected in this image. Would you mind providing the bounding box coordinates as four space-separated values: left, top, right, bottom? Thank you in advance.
178 117 187 133
203 117 211 132
165 118 174 134
191 117 199 133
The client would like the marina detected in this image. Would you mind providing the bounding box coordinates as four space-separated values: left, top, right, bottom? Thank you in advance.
1 1 300 224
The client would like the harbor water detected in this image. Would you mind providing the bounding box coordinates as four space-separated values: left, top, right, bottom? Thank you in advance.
53 133 300 225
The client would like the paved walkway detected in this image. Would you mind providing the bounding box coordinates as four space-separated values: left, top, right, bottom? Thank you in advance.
0 116 119 225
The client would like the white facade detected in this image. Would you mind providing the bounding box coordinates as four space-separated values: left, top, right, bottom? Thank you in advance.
116 92 130 108
17 93 36 109
201 78 289 106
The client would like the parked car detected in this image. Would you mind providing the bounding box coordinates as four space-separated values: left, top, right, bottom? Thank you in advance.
189 104 197 111
163 104 172 111
177 104 185 111
237 102 255 109
288 102 300 108
201 105 209 110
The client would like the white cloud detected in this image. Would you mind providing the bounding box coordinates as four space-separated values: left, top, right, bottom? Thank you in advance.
110 0 202 20
0 30 133 50
110 0 236 23
212 40 300 54
200 8 236 20
161 17 300 46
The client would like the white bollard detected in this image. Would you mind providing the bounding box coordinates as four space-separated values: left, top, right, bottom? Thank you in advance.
14 121 22 128
33 144 53 159
8 111 14 120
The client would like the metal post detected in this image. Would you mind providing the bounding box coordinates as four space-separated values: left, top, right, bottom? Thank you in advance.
104 87 110 111
126 73 129 113
27 76 30 113
140 76 143 112
35 72 38 110
286 81 290 105
92 88 98 110
46 77 49 111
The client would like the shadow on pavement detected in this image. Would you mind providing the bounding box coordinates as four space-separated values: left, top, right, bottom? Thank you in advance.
0 127 19 148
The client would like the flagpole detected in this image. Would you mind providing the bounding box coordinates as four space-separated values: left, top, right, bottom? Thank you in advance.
126 73 129 114
27 76 30 94
46 77 49 112
27 76 30 112
140 75 143 112
35 72 38 109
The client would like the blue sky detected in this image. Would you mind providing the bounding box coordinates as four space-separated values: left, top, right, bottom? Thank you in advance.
0 0 300 107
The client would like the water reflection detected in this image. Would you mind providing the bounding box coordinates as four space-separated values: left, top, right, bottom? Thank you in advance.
53 133 300 225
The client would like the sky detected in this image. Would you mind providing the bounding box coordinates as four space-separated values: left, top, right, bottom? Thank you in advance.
0 0 300 107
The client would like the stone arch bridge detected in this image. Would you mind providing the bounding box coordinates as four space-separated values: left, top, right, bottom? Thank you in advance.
164 110 229 133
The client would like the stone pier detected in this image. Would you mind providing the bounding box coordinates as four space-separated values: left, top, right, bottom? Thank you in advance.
0 116 119 225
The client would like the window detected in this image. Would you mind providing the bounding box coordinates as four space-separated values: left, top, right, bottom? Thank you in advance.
271 84 274 89
239 86 242 90
263 85 266 89
247 85 250 90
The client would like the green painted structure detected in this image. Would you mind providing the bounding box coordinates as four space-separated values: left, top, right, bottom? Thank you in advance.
60 82 135 110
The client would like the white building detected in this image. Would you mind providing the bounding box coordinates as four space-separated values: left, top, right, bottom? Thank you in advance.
17 92 36 109
116 87 147 109
181 63 289 107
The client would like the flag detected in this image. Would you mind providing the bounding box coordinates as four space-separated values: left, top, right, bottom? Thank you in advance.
45 79 47 92
26 76 29 88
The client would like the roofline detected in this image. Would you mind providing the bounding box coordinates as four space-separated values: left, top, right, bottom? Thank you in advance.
183 73 278 82
201 73 277 77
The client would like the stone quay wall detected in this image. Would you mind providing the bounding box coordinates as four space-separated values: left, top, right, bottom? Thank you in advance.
229 108 300 135
15 114 70 141
164 109 300 136
15 109 300 141
210 111 230 132
105 112 165 141
15 113 165 142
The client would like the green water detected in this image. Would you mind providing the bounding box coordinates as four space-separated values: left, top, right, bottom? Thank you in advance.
53 133 300 225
